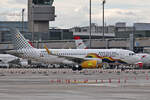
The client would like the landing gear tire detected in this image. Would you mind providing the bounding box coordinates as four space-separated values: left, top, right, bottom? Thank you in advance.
78 66 82 71
72 67 77 71
72 65 82 71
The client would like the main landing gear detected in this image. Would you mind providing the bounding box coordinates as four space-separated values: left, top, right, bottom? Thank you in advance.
72 65 82 71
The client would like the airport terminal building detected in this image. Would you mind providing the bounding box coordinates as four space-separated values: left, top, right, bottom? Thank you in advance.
0 22 150 42
0 21 73 42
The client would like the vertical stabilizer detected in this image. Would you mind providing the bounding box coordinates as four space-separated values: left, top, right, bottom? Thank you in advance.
9 28 33 50
74 36 87 49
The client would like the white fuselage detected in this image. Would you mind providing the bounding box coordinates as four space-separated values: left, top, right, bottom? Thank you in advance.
10 48 141 65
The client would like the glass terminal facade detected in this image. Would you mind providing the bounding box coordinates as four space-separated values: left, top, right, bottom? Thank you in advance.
32 0 54 5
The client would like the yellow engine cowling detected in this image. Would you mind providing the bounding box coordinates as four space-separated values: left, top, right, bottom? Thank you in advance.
81 60 99 69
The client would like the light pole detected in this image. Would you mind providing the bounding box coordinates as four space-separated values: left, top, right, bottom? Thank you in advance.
32 5 34 42
22 8 25 33
102 0 106 41
89 0 92 48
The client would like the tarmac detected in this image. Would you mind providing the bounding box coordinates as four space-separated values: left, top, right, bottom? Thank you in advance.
0 69 150 100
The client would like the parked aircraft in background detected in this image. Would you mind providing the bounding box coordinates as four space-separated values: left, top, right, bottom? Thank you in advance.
0 54 24 68
136 53 150 68
74 36 88 49
0 54 18 63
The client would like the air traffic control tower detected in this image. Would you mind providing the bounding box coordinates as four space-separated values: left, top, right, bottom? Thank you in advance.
28 0 55 39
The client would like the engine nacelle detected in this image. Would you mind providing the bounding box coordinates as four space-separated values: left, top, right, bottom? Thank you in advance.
81 59 102 68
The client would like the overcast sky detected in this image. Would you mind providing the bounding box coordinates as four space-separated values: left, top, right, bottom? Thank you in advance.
0 0 150 28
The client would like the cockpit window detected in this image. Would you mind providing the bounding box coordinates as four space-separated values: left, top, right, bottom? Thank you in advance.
129 53 135 56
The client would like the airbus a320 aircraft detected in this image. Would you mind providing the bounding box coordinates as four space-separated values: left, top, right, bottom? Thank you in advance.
7 28 142 71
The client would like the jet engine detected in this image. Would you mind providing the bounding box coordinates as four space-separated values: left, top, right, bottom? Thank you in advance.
81 59 102 68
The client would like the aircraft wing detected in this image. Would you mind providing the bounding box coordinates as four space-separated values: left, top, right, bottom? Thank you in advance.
58 55 85 63
44 45 85 63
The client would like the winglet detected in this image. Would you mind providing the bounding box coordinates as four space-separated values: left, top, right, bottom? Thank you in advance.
44 45 51 55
